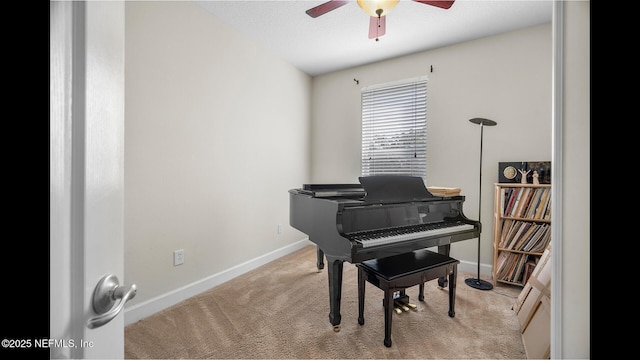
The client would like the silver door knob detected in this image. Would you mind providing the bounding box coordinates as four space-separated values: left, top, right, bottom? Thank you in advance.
87 274 137 329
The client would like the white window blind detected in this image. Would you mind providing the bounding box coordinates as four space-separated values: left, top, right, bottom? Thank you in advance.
361 76 427 179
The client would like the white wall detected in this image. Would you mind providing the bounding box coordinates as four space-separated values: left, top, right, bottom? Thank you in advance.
124 1 311 311
310 24 553 273
558 1 590 358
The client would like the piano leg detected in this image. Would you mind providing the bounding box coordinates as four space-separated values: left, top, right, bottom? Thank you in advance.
316 246 325 271
325 255 343 331
437 244 451 288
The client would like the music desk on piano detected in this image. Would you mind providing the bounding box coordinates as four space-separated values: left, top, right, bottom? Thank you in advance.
289 175 479 331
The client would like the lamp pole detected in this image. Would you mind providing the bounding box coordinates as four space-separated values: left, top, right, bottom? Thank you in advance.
465 118 496 290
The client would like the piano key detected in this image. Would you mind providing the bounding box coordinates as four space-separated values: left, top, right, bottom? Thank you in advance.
353 223 475 248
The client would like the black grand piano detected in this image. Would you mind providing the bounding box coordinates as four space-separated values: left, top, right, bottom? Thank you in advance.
289 175 480 331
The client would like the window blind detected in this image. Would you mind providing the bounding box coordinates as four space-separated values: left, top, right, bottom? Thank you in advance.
361 76 427 179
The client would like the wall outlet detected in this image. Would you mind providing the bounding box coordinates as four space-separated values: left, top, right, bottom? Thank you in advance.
174 249 185 266
277 224 282 234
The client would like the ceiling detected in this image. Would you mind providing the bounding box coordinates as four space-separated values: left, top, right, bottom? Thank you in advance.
195 0 553 77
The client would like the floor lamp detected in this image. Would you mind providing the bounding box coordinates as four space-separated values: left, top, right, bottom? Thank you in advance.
465 117 496 291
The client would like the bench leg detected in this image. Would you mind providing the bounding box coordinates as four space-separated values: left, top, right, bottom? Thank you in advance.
383 288 393 347
358 267 365 325
437 244 451 288
448 265 457 317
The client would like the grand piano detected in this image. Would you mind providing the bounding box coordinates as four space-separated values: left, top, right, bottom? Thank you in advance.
289 175 480 331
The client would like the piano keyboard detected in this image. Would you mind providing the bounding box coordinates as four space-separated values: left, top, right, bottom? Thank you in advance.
349 222 475 248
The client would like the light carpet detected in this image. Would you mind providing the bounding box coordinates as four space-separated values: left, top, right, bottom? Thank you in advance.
125 245 526 359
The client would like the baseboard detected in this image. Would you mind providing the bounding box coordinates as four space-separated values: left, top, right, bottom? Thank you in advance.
124 238 312 325
457 260 493 278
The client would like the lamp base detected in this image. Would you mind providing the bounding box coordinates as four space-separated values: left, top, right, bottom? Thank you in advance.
465 278 493 291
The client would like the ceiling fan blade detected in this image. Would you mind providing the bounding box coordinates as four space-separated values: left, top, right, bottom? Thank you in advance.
368 15 386 40
412 0 455 10
306 1 350 18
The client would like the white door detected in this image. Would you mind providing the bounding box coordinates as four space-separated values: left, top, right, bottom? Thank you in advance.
50 1 128 358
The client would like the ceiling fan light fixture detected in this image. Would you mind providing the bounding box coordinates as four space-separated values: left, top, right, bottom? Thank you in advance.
357 0 399 17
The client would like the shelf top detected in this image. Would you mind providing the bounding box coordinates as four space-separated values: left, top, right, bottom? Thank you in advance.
495 183 551 187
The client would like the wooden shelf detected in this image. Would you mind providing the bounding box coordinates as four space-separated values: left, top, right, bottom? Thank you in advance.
492 183 551 287
500 216 550 223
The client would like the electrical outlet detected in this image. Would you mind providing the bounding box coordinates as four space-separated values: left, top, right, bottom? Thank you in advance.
277 224 282 234
174 249 184 266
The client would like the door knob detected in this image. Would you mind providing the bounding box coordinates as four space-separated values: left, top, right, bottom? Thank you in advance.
87 274 137 329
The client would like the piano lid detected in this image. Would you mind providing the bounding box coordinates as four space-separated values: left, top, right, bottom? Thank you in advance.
359 175 436 204
300 183 365 198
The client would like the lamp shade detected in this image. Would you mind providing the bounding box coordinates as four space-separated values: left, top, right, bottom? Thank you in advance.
357 0 399 17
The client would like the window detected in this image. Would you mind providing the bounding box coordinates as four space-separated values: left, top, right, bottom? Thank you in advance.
361 76 427 179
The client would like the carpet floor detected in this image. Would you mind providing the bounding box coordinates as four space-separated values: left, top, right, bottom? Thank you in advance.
125 245 526 359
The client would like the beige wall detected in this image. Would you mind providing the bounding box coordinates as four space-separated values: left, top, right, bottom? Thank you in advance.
124 0 311 309
310 24 553 274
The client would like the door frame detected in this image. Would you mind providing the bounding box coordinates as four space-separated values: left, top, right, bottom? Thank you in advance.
50 1 125 358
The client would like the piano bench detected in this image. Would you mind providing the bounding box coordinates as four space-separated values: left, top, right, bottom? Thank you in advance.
356 249 459 347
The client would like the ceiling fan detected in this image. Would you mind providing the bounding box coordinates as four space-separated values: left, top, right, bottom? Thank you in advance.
306 1 455 41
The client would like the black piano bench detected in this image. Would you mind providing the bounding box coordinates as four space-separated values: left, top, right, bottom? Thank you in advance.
357 249 459 347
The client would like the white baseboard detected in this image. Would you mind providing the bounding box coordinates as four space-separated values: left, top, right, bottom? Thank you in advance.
124 240 493 325
124 238 312 325
457 260 493 278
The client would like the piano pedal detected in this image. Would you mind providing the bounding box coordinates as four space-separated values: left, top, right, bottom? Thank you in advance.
394 300 410 312
403 301 418 311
